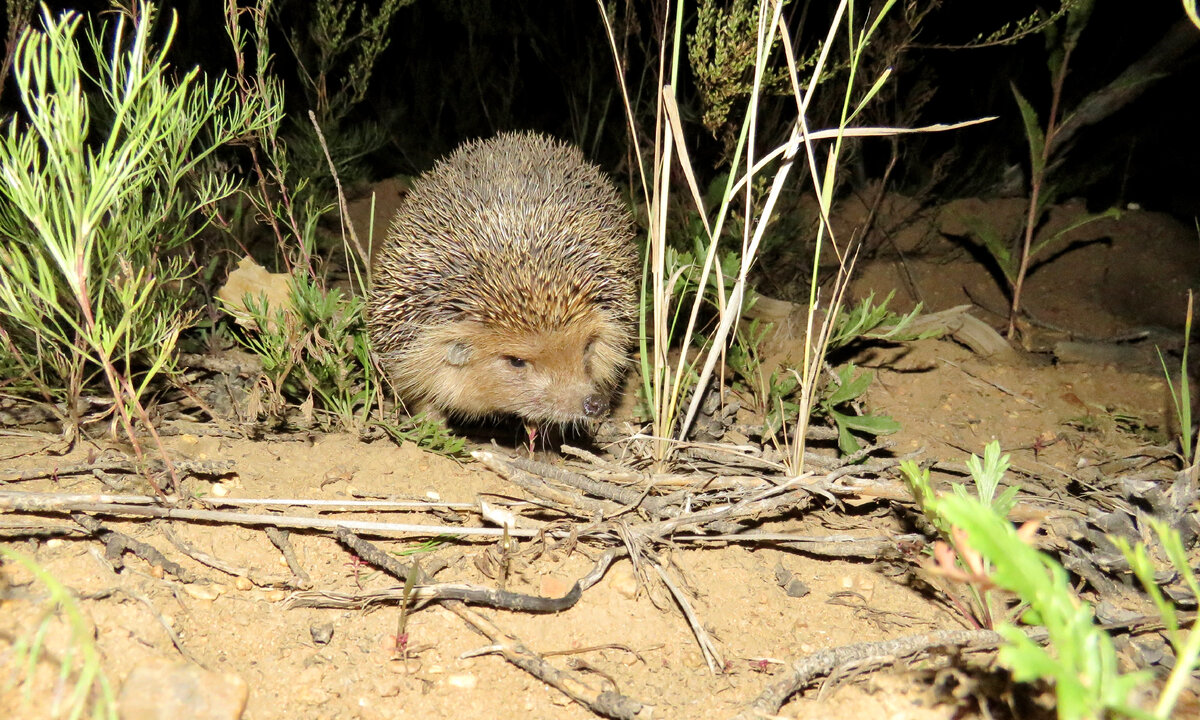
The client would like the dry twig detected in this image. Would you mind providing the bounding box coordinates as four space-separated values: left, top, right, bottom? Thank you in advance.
72 513 200 583
729 629 1008 719
317 528 643 718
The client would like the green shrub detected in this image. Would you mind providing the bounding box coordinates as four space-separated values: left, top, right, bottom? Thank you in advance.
0 2 278 440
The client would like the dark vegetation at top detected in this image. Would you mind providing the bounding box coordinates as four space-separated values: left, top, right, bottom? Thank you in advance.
5 0 1194 215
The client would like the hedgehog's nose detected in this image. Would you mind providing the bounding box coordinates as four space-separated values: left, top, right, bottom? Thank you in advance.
582 394 609 418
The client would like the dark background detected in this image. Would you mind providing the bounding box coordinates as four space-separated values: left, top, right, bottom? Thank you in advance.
4 0 1198 217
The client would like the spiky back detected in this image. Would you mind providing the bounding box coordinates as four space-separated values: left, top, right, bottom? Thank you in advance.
369 132 638 358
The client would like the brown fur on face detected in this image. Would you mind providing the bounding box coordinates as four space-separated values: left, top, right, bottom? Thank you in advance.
388 312 628 424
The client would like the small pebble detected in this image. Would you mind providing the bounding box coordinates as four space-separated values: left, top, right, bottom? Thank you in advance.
447 673 477 689
609 562 639 599
183 584 222 601
310 622 334 645
784 579 810 598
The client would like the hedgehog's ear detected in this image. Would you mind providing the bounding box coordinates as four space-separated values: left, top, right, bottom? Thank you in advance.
446 341 473 366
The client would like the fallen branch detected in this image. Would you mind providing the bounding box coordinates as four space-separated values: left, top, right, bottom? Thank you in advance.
0 457 234 483
265 527 312 589
72 513 200 583
445 599 644 720
163 523 296 589
0 491 539 538
318 529 643 718
285 529 623 614
729 629 1008 719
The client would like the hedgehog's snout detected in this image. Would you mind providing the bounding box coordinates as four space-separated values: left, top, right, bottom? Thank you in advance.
582 394 609 418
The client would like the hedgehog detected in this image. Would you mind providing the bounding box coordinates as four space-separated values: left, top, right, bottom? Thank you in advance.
367 131 639 427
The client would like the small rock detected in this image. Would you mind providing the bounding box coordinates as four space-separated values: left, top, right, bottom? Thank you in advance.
310 622 334 645
118 660 248 720
183 584 222 601
387 658 422 675
296 685 332 706
773 563 810 598
447 673 477 689
1132 635 1170 667
783 579 810 599
609 562 639 599
1095 600 1141 625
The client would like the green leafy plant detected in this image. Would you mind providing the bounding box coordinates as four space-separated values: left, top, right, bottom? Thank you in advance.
906 441 1200 720
727 317 776 413
934 491 1150 720
733 293 919 454
0 547 117 720
901 441 1018 630
825 291 926 351
1111 519 1200 719
380 413 465 457
688 0 792 154
0 1 277 487
234 273 375 431
815 363 900 455
1003 0 1121 336
217 5 463 455
753 362 901 457
227 269 466 448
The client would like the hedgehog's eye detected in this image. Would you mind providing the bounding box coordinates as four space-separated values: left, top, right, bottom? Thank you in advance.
504 355 528 369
